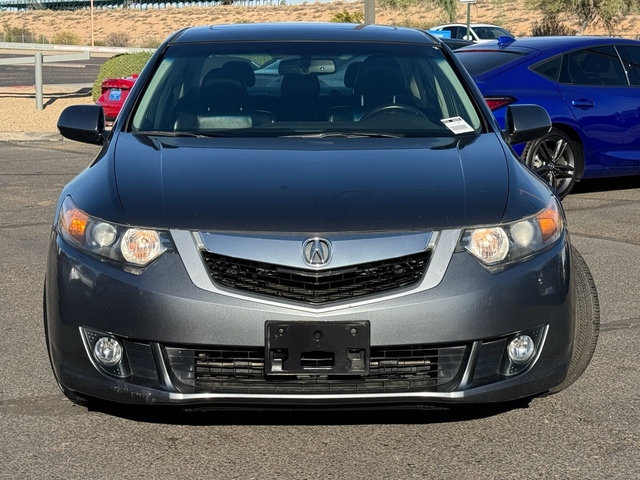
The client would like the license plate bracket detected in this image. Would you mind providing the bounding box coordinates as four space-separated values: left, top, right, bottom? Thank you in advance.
265 321 370 375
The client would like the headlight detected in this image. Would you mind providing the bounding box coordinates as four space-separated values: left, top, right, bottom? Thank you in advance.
460 198 563 269
58 196 171 269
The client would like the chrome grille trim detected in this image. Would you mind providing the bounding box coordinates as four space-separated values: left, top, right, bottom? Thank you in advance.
171 229 461 312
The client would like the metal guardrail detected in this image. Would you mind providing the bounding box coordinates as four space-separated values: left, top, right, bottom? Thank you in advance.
0 42 155 54
0 43 155 109
0 0 224 10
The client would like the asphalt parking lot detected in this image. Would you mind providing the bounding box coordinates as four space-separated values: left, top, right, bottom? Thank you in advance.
0 139 638 479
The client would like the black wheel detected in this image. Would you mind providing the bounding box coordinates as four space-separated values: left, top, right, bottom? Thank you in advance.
550 246 600 394
521 128 580 199
360 104 428 121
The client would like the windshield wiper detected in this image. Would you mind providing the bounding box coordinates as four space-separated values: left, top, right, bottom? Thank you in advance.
133 131 230 138
280 132 401 139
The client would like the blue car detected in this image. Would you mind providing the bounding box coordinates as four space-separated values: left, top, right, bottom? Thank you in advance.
456 36 640 197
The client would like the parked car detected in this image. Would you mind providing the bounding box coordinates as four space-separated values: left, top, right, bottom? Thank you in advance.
456 36 640 197
430 23 514 43
95 74 138 123
48 23 599 409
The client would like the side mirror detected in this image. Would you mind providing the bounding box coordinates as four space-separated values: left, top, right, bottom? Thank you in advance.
504 104 551 145
57 105 106 145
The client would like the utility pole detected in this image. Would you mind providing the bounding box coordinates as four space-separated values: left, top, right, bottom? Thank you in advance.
364 0 375 25
459 0 477 40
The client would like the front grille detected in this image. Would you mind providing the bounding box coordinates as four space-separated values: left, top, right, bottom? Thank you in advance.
166 344 467 394
201 250 431 304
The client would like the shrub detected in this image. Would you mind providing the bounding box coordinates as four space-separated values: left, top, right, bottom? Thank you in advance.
531 14 577 36
92 51 154 101
2 23 45 43
330 8 364 23
105 32 131 48
138 37 163 49
51 31 81 45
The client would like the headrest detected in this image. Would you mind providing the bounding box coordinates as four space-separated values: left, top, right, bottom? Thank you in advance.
280 73 321 98
354 55 405 97
221 61 256 87
344 61 362 89
199 69 249 114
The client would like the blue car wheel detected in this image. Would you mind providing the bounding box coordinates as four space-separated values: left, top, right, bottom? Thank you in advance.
522 128 580 199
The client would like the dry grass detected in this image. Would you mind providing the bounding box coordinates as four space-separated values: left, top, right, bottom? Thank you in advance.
2 0 639 47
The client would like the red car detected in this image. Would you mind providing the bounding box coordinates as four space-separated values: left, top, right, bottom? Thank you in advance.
96 74 138 123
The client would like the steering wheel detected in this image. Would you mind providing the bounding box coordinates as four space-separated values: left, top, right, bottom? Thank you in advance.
360 104 429 121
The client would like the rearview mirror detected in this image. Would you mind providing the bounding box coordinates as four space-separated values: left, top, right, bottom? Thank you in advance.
278 58 336 75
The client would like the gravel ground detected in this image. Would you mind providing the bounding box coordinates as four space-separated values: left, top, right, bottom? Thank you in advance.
0 86 93 134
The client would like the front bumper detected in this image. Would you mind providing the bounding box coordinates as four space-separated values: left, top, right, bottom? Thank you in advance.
45 228 575 406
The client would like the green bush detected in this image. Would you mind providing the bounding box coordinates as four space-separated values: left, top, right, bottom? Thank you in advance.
330 9 364 23
92 51 153 101
51 31 81 45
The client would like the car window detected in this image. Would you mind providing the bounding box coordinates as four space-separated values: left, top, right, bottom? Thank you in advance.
130 42 483 138
530 56 562 82
472 26 512 40
442 26 459 39
563 46 629 86
616 45 640 86
456 50 527 76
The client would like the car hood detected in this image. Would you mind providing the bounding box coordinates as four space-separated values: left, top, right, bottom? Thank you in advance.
111 134 510 232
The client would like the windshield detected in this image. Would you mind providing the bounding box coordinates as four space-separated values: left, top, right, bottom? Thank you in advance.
456 50 526 76
473 26 513 40
131 41 482 138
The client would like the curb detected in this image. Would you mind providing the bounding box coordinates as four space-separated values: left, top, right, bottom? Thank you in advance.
0 131 63 142
0 83 93 95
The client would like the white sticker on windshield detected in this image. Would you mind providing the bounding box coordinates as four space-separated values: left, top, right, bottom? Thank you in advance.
441 116 474 134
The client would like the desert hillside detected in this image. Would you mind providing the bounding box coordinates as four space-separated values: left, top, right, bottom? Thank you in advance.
2 0 640 47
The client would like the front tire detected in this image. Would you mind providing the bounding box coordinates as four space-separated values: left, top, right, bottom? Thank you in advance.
550 246 600 394
522 128 580 199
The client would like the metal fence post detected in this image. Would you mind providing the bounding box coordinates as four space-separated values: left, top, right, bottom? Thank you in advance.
35 52 43 111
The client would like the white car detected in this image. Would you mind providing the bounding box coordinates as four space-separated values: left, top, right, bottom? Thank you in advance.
430 23 514 43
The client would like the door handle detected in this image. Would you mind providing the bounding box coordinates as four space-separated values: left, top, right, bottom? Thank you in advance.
571 99 595 109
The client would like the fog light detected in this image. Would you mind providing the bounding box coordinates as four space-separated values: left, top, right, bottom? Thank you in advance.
507 335 535 364
93 336 123 366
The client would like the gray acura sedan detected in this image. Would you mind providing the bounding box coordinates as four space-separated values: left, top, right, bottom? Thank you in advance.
46 22 599 408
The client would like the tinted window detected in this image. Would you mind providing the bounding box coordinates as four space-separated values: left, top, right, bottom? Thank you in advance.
563 46 628 86
443 26 463 39
131 42 483 138
456 51 527 76
616 45 640 86
531 56 562 82
472 26 513 40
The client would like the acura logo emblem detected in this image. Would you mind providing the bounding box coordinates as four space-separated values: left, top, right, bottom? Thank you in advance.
302 238 332 267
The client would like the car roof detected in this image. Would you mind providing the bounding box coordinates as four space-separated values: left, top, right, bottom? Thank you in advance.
457 35 640 55
169 22 440 46
432 23 506 28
